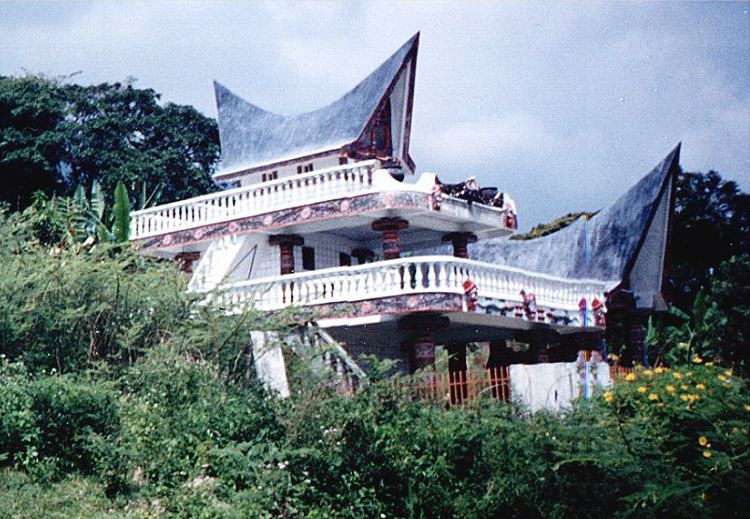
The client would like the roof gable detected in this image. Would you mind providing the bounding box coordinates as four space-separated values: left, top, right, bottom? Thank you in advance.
471 145 681 295
214 33 419 178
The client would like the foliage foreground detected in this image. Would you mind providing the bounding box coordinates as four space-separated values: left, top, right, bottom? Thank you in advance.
0 216 748 518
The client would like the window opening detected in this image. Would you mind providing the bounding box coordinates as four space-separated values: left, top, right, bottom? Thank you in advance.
302 246 315 271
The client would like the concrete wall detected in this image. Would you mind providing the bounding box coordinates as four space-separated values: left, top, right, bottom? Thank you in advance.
509 361 611 412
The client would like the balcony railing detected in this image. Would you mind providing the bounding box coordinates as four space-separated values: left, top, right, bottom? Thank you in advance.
130 160 429 240
210 255 609 318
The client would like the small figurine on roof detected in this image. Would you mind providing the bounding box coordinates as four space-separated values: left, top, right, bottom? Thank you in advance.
519 289 537 320
592 298 607 327
503 196 518 229
463 278 478 311
431 177 443 210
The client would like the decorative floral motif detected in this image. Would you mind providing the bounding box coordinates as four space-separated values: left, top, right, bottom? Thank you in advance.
137 192 427 251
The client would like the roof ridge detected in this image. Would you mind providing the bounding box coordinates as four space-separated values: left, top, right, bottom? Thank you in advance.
213 32 420 175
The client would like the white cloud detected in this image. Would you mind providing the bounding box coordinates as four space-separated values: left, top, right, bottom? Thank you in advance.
1 1 748 227
420 113 559 170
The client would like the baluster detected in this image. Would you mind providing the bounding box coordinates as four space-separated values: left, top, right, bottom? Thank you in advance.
364 269 374 297
389 266 399 292
348 273 357 299
373 268 383 294
444 262 452 288
412 262 422 290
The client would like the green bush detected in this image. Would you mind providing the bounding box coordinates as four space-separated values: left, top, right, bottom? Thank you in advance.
0 212 193 374
599 364 749 517
1 208 747 517
0 359 118 480
116 345 281 492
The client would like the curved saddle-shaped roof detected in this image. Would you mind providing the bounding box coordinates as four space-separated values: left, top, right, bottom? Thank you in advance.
214 33 419 179
471 145 681 308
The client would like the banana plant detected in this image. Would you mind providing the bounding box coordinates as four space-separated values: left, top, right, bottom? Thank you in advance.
646 289 712 365
111 182 130 243
71 180 162 244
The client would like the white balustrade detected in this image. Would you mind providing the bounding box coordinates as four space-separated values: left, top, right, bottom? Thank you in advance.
130 160 383 240
210 255 609 315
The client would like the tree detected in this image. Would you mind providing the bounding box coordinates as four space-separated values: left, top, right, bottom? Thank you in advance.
0 75 69 207
707 254 750 372
668 170 750 310
0 75 220 208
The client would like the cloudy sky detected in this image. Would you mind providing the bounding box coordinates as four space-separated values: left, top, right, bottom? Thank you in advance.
2 1 748 229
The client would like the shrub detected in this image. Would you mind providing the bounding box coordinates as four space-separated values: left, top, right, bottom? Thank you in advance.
0 358 119 480
599 364 750 517
116 345 281 491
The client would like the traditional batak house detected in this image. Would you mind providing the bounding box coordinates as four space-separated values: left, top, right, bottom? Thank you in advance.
129 34 678 408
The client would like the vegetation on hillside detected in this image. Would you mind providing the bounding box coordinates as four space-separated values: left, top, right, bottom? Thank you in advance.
0 76 748 517
0 201 748 518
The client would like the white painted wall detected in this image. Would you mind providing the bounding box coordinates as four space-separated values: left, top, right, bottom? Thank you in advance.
250 331 290 398
222 234 280 283
294 233 359 273
239 154 347 187
509 361 611 412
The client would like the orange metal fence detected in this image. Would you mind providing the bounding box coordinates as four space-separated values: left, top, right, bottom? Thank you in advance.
391 367 511 407
610 365 634 379
388 364 634 407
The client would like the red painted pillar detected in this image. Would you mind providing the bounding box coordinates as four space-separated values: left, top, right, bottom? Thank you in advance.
269 234 304 275
412 331 437 371
398 313 450 374
442 232 477 259
371 217 409 260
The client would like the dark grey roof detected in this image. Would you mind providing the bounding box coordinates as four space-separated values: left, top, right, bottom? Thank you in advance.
214 33 419 176
469 145 681 286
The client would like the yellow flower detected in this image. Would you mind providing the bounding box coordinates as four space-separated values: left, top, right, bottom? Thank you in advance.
656 403 665 408
680 394 690 402
655 367 666 374
732 427 740 434
693 355 703 364
665 385 676 392
724 370 733 377
603 391 614 403
689 394 699 402
648 393 659 401
625 373 636 382
718 375 727 382
637 386 648 393
744 404 750 412
696 383 705 390
644 369 653 377
703 451 712 458
698 436 708 446
705 361 714 366
681 385 689 390
673 372 682 380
